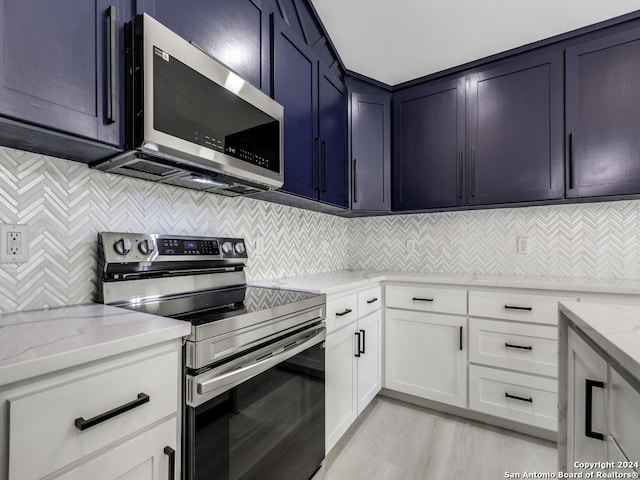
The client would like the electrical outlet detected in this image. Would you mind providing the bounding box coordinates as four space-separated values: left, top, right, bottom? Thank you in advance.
0 224 29 263
517 237 529 256
254 235 264 255
406 238 416 255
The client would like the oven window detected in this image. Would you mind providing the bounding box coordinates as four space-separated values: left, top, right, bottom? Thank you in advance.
185 341 325 480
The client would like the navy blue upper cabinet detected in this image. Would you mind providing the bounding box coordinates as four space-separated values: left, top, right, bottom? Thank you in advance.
566 27 640 198
350 91 391 211
148 0 268 91
318 64 348 208
0 0 130 148
393 77 466 210
272 15 319 201
272 15 348 208
467 51 563 205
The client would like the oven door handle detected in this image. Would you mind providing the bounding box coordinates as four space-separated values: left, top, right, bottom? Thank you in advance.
196 327 326 397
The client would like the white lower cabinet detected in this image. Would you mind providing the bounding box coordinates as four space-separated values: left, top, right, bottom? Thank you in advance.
3 341 182 480
53 418 177 480
566 327 640 474
325 286 382 454
385 309 466 408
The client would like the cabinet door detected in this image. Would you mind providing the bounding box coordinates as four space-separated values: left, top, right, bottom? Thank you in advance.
566 27 640 198
150 0 268 91
54 418 177 480
385 309 466 408
567 328 607 471
0 0 129 147
351 92 391 211
356 310 382 413
325 324 358 454
393 77 466 210
467 51 563 205
318 64 348 208
272 15 319 201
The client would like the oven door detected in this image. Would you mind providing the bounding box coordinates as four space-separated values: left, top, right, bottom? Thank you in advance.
185 325 326 480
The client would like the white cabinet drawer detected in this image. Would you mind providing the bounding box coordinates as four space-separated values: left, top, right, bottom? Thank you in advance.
357 285 382 318
326 293 358 334
469 365 557 431
469 290 577 325
386 285 466 315
9 349 179 480
610 368 640 464
469 318 558 377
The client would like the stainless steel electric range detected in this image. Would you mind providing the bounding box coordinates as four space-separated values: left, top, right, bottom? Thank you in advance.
96 232 326 480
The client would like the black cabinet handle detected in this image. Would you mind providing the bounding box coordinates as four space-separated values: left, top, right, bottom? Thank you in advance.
106 5 117 124
336 308 352 317
366 297 378 304
353 158 358 203
458 151 463 200
322 140 328 193
585 379 605 440
354 331 361 357
504 305 532 311
459 326 463 351
505 392 533 403
315 137 321 192
164 446 175 480
505 343 533 351
75 393 149 431
568 132 574 190
359 329 366 354
412 297 433 302
470 149 475 198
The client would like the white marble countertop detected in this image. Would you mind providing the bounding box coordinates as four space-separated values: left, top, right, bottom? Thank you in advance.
559 301 640 382
252 269 640 296
0 304 191 387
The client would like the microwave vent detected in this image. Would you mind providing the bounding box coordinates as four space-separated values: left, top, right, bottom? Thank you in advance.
123 160 179 177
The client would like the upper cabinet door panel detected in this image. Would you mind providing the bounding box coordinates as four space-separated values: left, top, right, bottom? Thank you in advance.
318 65 348 208
272 16 319 200
351 92 391 211
393 78 466 211
152 0 267 90
468 51 563 205
0 0 126 146
566 27 640 198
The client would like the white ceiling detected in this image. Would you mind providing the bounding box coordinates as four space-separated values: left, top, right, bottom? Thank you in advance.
310 0 640 86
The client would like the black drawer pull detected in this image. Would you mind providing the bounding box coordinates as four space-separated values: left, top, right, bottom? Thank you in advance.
504 305 532 311
505 393 533 403
412 297 433 302
74 393 150 431
336 308 352 317
505 343 533 351
586 379 605 440
366 297 378 304
164 446 175 480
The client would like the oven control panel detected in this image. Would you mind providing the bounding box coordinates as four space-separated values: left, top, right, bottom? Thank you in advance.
98 232 247 264
158 238 220 256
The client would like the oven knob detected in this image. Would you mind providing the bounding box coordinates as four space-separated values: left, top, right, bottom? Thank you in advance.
113 238 132 256
234 242 245 255
221 241 234 255
138 239 155 255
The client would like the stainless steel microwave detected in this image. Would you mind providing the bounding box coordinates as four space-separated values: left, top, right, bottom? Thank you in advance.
92 14 284 196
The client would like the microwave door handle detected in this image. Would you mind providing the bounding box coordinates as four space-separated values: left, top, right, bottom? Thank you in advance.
196 328 326 397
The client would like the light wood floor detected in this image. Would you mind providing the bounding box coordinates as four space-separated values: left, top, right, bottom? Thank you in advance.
321 396 557 480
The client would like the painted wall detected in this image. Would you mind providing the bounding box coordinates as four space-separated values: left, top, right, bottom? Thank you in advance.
0 147 350 313
1 145 639 313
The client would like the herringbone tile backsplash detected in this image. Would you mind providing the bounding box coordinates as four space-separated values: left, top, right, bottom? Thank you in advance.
0 147 350 313
1 145 640 313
